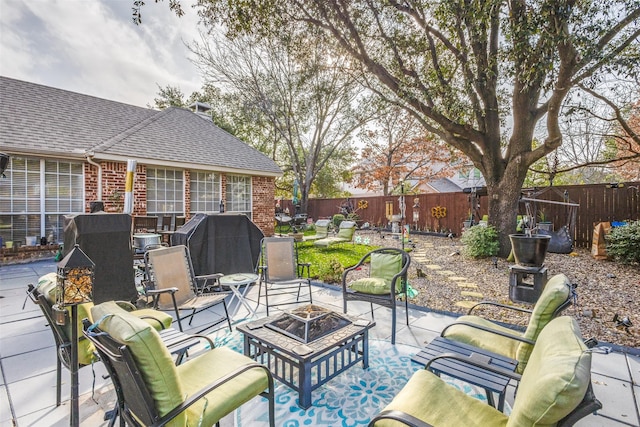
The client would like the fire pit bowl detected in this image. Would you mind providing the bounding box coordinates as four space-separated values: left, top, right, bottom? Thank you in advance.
265 304 352 343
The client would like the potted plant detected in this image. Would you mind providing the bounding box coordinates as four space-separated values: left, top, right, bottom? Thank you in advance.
537 210 553 231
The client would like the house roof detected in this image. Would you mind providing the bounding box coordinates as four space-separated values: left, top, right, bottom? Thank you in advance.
0 76 281 176
424 178 462 193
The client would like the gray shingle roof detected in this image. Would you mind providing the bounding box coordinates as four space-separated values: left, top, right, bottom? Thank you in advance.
0 76 281 176
427 178 462 193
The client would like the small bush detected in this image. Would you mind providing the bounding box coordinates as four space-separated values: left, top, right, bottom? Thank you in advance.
346 212 360 223
606 221 640 265
332 214 345 227
461 225 499 258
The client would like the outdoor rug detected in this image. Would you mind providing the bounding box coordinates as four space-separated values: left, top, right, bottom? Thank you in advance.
209 330 495 427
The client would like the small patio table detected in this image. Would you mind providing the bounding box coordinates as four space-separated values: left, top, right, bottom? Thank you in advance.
237 311 374 409
411 336 518 411
218 273 260 317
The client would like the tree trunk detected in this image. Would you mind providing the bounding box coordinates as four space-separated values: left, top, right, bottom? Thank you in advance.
486 168 526 258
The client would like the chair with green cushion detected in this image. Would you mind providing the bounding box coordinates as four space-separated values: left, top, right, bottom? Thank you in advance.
369 316 601 427
303 219 331 241
313 220 357 247
26 273 173 408
441 273 574 373
85 304 275 427
342 247 411 344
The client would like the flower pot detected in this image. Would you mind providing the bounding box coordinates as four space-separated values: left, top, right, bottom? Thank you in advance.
509 234 551 267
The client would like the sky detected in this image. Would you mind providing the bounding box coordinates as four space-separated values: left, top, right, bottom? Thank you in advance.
0 0 203 108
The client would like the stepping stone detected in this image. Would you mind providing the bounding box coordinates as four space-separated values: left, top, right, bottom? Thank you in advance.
457 283 478 289
448 276 468 281
460 291 483 298
455 301 477 309
435 270 456 275
425 265 442 270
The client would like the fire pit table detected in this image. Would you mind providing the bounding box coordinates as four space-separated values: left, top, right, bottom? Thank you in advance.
236 304 375 409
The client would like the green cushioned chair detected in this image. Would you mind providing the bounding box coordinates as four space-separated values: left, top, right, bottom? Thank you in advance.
441 273 573 373
342 247 411 344
84 305 275 427
303 219 331 241
26 273 173 408
370 316 601 427
313 220 356 247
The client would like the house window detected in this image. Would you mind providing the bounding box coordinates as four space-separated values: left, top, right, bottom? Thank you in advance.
0 156 83 245
190 171 221 213
146 168 184 217
225 175 251 216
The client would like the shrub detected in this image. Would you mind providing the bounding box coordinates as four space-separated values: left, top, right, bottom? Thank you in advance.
346 212 360 223
606 221 640 265
461 225 499 258
332 214 345 228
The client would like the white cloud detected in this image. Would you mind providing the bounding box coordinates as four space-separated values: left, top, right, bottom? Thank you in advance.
0 0 203 108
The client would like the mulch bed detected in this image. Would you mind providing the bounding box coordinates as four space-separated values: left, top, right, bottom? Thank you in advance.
354 230 639 350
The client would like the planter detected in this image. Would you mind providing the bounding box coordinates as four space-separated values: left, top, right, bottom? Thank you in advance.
509 234 551 267
537 222 554 232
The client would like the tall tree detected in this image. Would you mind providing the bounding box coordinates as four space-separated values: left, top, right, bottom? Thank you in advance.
356 106 458 196
187 27 372 212
182 0 640 255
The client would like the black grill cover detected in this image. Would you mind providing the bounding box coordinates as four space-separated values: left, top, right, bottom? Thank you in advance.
63 213 136 304
171 213 264 276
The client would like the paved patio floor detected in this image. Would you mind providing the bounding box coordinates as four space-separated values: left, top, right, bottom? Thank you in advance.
1 259 638 426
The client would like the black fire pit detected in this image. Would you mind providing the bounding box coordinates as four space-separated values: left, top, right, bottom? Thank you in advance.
265 304 352 343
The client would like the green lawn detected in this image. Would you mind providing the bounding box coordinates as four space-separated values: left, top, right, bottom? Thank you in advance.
295 239 380 284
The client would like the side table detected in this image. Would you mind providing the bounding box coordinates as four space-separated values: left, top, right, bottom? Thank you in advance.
411 336 518 411
218 273 260 318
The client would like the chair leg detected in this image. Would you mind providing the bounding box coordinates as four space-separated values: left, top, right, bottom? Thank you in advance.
370 302 375 320
405 297 410 325
264 282 270 316
56 353 62 406
391 305 396 345
222 301 232 331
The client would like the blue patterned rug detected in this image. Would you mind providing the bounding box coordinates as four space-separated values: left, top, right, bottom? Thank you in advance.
210 330 493 427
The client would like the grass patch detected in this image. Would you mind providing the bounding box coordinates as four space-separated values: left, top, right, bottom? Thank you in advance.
296 240 380 283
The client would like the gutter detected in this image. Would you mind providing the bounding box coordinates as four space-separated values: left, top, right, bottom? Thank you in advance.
85 154 102 200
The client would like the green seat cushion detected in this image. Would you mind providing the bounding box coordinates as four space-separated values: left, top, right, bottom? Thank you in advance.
36 273 97 366
370 253 402 284
508 316 591 427
442 315 521 362
177 346 270 425
516 274 571 371
348 277 390 294
91 301 186 426
374 369 507 427
314 237 345 247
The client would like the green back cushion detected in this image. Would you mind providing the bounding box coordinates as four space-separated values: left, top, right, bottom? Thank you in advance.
36 273 97 366
516 274 571 371
91 301 186 426
316 220 330 236
336 221 355 239
508 316 591 427
348 252 403 294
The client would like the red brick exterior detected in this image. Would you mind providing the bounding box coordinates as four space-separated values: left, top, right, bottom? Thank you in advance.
84 160 276 235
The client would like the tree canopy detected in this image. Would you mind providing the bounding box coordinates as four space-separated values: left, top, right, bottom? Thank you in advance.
140 0 640 255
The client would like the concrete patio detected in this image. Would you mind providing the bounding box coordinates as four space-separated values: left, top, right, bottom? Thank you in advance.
1 259 638 426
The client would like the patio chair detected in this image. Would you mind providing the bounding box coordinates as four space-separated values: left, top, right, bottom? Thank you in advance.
83 305 275 427
26 274 173 408
342 247 411 344
313 220 356 247
145 245 232 333
258 237 313 315
303 219 331 241
369 316 601 427
441 273 574 373
132 215 158 234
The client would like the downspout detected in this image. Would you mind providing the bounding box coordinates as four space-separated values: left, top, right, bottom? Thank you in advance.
85 155 102 200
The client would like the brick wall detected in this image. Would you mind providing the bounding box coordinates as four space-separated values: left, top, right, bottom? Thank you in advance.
253 176 275 236
84 160 276 235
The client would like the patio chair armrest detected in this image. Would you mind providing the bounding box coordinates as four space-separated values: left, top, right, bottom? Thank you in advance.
468 301 533 316
115 300 137 311
441 321 536 345
195 273 223 281
154 362 274 427
425 352 522 382
146 287 179 296
369 409 434 427
136 315 167 330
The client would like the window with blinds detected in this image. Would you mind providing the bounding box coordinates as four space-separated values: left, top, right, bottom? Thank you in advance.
190 171 221 213
146 167 184 217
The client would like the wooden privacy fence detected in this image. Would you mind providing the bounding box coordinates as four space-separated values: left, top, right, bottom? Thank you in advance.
287 182 639 249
